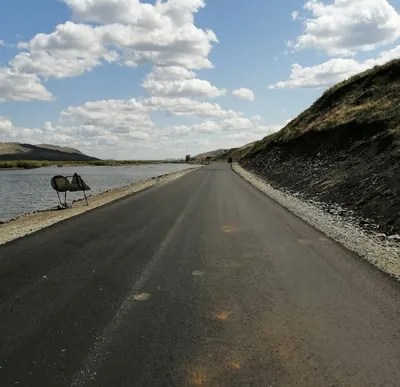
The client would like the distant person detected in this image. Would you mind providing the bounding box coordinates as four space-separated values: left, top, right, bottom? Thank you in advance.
228 157 233 168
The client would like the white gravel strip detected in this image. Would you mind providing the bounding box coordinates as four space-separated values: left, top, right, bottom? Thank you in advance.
234 164 400 280
0 168 200 246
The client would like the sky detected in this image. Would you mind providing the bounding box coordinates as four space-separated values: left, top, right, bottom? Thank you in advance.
1 0 400 160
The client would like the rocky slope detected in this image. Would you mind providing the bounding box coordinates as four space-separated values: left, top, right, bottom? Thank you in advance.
241 59 400 236
0 142 97 161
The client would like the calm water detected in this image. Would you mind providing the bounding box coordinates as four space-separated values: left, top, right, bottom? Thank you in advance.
0 164 194 222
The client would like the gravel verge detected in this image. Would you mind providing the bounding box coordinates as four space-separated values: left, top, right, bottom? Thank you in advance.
234 164 400 280
0 168 199 246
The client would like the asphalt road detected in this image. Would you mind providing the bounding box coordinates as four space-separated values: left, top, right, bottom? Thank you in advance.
1 164 400 387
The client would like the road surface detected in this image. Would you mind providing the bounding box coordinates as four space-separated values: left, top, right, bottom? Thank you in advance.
1 164 399 386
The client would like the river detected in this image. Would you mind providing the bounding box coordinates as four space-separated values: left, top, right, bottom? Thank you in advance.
0 164 194 222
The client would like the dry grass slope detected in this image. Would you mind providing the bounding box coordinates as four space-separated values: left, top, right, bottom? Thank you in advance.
251 59 400 151
241 59 400 235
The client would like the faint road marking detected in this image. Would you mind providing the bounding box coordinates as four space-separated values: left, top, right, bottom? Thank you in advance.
192 270 203 276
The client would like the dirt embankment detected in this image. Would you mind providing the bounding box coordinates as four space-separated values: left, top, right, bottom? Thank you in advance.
242 59 400 236
243 124 399 235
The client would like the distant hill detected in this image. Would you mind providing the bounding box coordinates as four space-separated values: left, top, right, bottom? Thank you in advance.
192 149 229 161
213 141 257 161
0 142 97 161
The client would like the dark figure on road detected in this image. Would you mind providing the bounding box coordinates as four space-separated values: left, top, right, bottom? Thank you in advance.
228 157 233 168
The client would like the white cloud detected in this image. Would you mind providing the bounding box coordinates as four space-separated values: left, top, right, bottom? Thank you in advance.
218 116 280 134
11 22 118 79
232 88 255 101
191 120 221 133
142 66 226 98
3 0 218 103
0 117 44 140
61 98 153 133
291 11 299 21
269 44 400 89
220 117 254 130
160 125 192 135
143 96 241 118
0 106 283 160
3 0 219 101
158 115 280 136
0 68 53 102
64 0 206 27
198 124 281 152
0 117 14 136
292 0 400 56
145 66 197 81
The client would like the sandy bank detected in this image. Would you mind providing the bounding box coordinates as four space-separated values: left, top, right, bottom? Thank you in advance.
0 167 199 245
234 164 400 280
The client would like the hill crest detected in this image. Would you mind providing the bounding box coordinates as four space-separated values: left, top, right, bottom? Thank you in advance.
0 142 97 161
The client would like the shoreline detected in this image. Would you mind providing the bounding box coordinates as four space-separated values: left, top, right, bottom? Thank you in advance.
0 160 188 170
0 167 200 245
233 163 400 280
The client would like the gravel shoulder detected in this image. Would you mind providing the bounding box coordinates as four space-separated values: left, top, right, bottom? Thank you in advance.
0 167 199 245
234 163 400 280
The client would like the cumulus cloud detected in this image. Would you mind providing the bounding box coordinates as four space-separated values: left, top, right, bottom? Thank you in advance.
0 116 44 141
232 88 255 101
143 96 241 118
64 0 206 27
218 116 280 134
142 66 226 98
0 0 282 157
61 98 153 133
0 90 283 158
191 120 221 133
11 22 118 79
10 0 217 81
0 68 53 102
0 117 14 136
292 0 400 56
2 0 219 100
269 44 400 89
220 117 254 130
197 124 282 153
291 11 299 21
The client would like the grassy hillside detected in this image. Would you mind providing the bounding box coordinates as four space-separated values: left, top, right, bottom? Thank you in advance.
241 59 400 235
192 149 229 161
214 141 257 161
248 59 400 156
0 142 97 162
